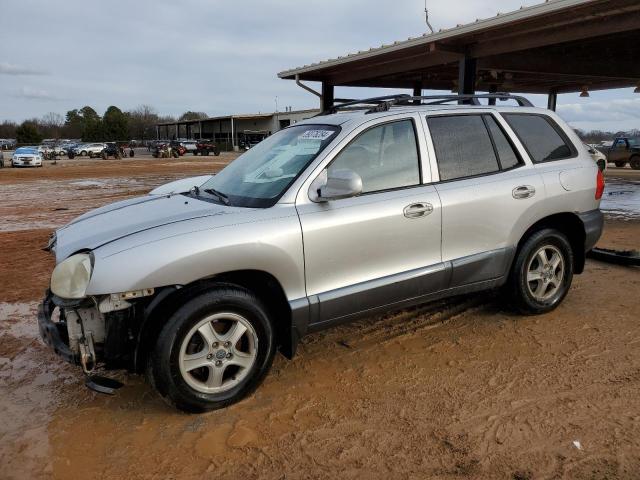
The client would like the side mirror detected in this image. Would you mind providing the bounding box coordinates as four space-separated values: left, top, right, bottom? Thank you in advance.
315 169 362 202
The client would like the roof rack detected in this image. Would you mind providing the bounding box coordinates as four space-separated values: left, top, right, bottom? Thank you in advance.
321 95 412 115
318 93 533 116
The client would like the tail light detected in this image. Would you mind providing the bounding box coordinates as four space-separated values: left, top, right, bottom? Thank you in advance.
595 169 605 200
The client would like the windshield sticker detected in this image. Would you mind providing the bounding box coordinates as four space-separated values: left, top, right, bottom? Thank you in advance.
299 130 334 141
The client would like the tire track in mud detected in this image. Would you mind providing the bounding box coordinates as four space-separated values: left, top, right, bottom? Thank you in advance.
300 294 489 358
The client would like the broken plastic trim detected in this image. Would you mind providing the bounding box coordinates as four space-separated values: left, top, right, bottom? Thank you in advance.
587 248 640 266
85 375 124 395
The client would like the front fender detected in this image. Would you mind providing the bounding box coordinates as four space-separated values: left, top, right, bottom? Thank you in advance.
86 210 306 301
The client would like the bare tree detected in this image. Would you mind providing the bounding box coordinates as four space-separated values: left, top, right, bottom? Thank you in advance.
41 112 64 139
128 104 160 141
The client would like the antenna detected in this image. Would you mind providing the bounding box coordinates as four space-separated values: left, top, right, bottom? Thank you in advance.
424 0 434 34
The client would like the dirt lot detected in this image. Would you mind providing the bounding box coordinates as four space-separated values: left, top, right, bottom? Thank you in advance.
0 158 639 480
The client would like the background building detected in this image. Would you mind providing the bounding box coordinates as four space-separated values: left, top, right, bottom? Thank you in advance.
156 108 318 151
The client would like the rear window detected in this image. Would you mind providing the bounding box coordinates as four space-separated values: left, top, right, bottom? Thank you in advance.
503 114 575 163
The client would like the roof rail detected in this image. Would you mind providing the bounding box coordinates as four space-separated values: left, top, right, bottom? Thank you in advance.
318 94 412 115
364 93 533 113
316 93 533 116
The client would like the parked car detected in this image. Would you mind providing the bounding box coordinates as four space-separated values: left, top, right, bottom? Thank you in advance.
601 137 640 169
194 139 220 156
181 140 198 153
38 94 604 412
585 144 607 172
12 147 43 167
74 143 107 157
0 139 17 150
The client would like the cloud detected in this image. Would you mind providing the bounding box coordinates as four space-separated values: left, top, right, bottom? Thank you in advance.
558 97 640 124
14 87 59 101
0 62 47 76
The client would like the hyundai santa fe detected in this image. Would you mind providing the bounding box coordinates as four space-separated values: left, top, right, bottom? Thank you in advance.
38 94 604 412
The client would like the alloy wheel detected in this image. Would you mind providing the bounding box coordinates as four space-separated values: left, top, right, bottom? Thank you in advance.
526 245 565 301
178 312 258 394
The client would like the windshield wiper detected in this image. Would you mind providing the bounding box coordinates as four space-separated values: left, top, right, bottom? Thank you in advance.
203 188 230 205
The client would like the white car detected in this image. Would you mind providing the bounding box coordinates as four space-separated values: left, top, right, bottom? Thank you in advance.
585 144 607 172
75 143 106 157
12 147 43 167
180 140 198 152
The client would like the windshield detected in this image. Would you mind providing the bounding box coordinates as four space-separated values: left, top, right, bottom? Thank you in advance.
200 124 339 207
15 147 38 154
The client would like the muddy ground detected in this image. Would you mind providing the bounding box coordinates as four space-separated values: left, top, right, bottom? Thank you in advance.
0 157 639 480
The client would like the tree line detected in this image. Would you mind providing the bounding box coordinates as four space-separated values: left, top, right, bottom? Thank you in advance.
574 128 640 144
0 107 208 144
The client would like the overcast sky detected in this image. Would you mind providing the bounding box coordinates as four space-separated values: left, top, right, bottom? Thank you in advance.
1 0 639 131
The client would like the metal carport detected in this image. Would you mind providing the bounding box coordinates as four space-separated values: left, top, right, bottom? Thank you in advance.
278 0 640 111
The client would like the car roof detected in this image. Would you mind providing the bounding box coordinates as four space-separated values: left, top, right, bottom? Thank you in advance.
295 104 553 128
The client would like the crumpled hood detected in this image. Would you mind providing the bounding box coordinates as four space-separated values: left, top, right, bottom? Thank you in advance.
54 194 249 262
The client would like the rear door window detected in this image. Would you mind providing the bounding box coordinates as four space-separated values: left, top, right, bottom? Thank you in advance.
484 115 521 170
503 114 575 163
427 115 500 181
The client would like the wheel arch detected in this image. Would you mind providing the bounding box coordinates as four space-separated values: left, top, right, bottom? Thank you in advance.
515 212 587 274
134 269 296 373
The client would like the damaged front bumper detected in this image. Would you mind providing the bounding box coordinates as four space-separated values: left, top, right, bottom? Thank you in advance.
38 289 146 373
38 291 78 365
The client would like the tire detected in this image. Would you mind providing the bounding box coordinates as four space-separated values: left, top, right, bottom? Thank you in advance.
150 286 276 412
214 150 220 157
614 161 627 168
204 149 209 156
507 228 574 315
630 156 640 170
81 150 87 157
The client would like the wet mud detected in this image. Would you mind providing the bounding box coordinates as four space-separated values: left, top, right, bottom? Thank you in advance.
0 159 639 479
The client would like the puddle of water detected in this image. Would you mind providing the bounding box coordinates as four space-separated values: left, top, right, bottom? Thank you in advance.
600 179 640 220
0 174 185 233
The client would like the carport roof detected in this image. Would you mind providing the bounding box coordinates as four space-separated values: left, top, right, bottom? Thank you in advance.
278 0 640 94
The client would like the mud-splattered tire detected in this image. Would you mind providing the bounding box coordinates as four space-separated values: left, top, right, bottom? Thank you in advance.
508 229 573 315
630 156 640 170
150 286 275 413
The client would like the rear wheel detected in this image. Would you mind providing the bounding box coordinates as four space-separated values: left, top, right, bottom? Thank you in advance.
150 286 275 412
508 229 573 314
630 156 640 170
614 161 627 168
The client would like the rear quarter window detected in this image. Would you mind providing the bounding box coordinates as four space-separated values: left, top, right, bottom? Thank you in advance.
503 113 576 163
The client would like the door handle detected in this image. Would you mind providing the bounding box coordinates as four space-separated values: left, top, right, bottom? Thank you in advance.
403 202 433 219
512 185 536 199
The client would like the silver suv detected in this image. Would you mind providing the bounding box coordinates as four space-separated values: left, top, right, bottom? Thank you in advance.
38 94 604 412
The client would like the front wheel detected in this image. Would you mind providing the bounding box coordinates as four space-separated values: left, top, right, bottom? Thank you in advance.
614 161 627 168
630 156 640 170
508 229 573 315
150 286 275 412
